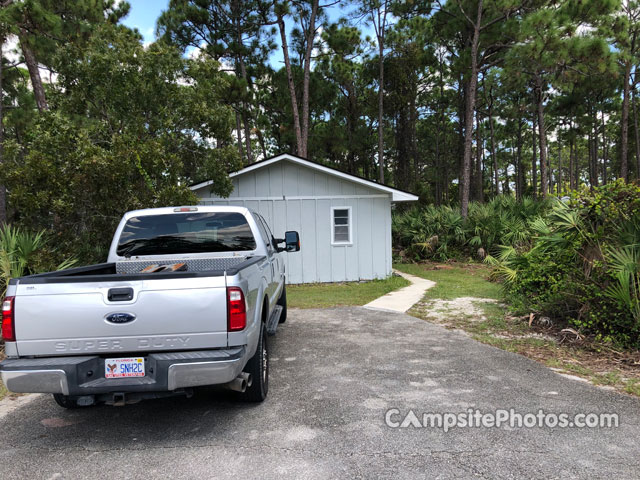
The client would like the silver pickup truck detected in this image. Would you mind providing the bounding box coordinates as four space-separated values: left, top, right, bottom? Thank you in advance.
0 206 300 407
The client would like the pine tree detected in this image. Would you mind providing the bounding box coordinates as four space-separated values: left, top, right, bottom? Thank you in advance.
158 0 275 164
0 0 128 112
604 0 640 180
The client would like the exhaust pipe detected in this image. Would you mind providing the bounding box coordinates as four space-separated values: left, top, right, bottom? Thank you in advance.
225 373 252 393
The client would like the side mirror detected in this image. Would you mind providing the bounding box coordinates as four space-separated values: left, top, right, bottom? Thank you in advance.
277 231 300 252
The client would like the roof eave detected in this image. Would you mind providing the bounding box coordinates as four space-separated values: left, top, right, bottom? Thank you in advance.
392 192 419 202
190 180 214 191
190 153 419 202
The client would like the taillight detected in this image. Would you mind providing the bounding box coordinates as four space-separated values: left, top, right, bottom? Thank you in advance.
227 287 246 331
2 296 15 341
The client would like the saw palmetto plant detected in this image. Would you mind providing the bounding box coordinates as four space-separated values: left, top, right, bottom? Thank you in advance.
0 226 76 297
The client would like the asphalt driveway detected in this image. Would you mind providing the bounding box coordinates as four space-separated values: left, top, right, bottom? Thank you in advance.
1 307 639 479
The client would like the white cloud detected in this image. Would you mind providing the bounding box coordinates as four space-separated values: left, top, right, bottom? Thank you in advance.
3 35 21 64
186 40 206 60
311 25 326 60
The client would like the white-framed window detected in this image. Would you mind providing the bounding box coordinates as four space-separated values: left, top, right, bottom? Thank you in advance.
331 206 352 245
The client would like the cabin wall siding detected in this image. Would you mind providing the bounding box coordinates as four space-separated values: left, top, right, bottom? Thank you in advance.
195 160 392 284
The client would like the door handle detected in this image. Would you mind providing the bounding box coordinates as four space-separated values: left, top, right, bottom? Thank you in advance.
107 287 134 302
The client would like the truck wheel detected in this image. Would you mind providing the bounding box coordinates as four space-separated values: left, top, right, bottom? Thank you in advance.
277 286 287 324
240 322 268 402
52 394 82 409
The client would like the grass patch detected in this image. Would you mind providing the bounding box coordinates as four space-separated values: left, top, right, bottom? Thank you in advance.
472 333 552 353
626 379 640 396
545 358 595 378
394 263 503 300
287 275 410 309
593 371 622 386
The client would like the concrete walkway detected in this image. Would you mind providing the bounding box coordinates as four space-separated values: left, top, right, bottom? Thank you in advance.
363 269 435 313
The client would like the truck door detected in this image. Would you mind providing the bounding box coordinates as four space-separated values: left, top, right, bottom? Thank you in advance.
260 215 285 300
254 214 276 303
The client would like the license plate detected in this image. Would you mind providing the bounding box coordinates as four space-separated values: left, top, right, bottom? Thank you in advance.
105 357 145 378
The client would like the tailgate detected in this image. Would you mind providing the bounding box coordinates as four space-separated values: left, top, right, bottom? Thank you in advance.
13 277 228 356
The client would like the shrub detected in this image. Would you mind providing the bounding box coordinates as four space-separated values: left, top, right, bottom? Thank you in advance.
392 195 553 261
0 225 76 297
488 181 640 349
397 183 640 348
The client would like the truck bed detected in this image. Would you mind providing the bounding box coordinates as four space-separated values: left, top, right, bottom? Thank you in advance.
12 256 265 285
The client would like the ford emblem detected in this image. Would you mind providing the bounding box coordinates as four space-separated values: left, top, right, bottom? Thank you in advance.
105 312 136 324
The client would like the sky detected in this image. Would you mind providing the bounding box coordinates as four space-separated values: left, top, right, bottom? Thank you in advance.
121 0 169 45
120 0 370 67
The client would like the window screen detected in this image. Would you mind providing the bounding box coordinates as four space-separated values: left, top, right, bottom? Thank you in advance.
332 208 351 244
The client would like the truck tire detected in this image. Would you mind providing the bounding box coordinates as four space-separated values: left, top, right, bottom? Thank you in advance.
277 286 287 324
52 394 82 409
240 321 268 402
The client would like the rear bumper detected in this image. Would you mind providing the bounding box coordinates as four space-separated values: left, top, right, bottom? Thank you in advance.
0 347 246 396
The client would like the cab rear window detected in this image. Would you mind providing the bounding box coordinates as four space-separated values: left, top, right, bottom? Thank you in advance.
116 212 256 257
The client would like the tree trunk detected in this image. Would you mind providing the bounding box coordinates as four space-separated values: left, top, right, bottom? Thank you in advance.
574 131 579 188
548 144 552 193
557 143 562 195
516 119 523 200
532 114 538 199
548 144 553 195
535 77 548 198
435 53 445 205
300 0 319 158
409 92 419 192
458 72 466 189
489 105 498 196
435 115 442 204
592 109 599 187
460 0 483 218
621 62 631 181
345 88 357 174
235 112 245 160
434 118 441 204
633 89 640 180
0 35 6 223
504 141 510 195
601 109 607 184
372 0 389 184
278 17 303 155
394 108 412 191
443 131 449 203
481 134 486 199
377 38 385 183
19 29 48 112
587 128 595 188
569 133 575 191
255 127 267 159
475 110 484 202
242 112 253 165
